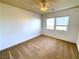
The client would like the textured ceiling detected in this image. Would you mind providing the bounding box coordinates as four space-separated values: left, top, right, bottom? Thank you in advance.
0 0 79 14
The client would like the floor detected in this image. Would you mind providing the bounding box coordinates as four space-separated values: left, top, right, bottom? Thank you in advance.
0 35 79 59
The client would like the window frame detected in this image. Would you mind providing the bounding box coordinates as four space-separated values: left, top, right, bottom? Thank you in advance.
46 18 55 30
46 16 69 31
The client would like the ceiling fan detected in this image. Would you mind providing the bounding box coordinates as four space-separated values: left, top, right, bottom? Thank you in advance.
33 0 54 13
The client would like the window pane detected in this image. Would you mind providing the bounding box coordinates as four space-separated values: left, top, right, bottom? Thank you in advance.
46 18 55 29
47 18 55 26
56 16 69 25
47 26 54 29
56 26 67 31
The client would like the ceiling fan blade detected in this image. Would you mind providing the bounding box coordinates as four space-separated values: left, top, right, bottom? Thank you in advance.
45 0 55 2
33 0 54 5
33 0 42 5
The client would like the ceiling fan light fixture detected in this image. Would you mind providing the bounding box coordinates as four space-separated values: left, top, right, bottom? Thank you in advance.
40 1 48 12
40 6 48 12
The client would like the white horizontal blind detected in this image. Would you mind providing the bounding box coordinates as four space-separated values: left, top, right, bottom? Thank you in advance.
46 16 69 31
46 18 55 30
56 16 69 31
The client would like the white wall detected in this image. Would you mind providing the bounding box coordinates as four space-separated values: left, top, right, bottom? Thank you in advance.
0 3 41 51
42 7 79 43
77 33 79 51
76 22 79 51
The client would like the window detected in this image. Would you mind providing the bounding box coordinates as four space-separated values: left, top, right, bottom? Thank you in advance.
56 16 69 31
46 18 55 30
46 16 69 31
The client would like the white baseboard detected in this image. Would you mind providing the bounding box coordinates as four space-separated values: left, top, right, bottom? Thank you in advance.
42 33 76 44
0 33 42 51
